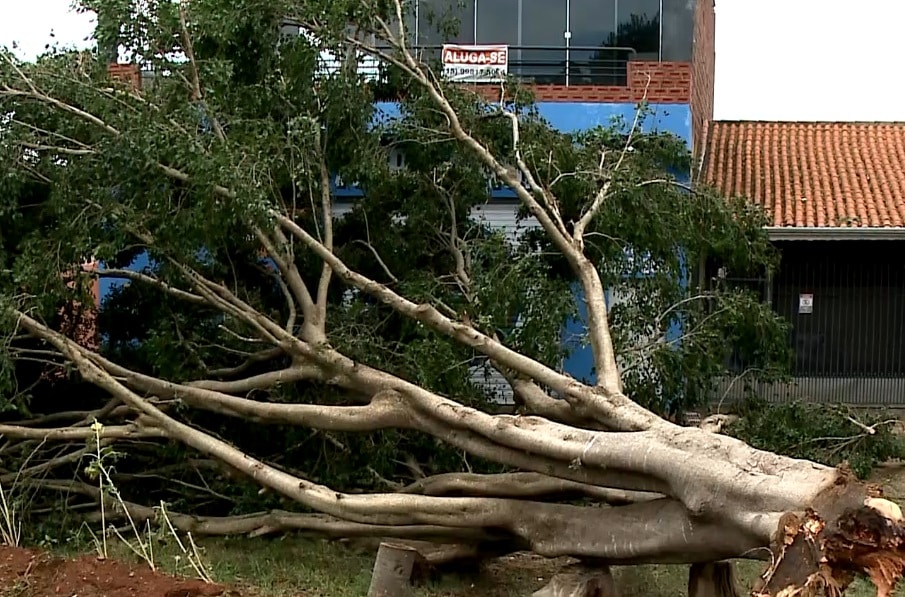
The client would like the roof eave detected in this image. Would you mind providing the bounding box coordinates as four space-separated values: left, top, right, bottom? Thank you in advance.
766 226 905 241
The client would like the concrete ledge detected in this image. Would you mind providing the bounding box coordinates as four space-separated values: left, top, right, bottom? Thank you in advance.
712 376 905 407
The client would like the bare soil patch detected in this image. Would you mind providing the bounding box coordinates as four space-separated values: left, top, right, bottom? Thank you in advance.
0 545 245 597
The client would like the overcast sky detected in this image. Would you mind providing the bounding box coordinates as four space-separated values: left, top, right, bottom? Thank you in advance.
714 0 905 121
2 0 904 121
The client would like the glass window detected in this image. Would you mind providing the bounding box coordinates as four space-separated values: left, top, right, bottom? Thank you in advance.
616 0 660 59
476 0 519 45
373 1 415 48
661 0 693 61
416 0 475 45
413 0 474 65
519 0 567 83
569 0 619 84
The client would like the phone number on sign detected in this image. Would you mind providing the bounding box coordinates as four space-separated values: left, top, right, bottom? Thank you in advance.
443 66 506 78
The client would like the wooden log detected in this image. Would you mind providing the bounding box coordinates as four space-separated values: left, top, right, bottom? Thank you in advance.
367 541 419 597
531 568 618 596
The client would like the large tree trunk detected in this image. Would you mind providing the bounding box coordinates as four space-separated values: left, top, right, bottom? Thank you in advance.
13 310 905 596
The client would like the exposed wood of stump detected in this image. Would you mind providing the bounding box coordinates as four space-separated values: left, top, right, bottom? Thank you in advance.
754 487 905 597
367 541 419 597
531 568 618 597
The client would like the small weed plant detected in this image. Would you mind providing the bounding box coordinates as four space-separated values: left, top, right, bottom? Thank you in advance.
85 420 213 582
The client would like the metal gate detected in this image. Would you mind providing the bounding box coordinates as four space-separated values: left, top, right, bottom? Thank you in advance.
714 239 905 407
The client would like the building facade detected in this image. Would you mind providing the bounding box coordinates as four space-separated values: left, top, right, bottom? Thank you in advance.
100 0 718 399
702 121 905 406
334 0 717 391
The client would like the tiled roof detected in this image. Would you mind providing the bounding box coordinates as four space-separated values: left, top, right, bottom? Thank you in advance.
701 121 905 228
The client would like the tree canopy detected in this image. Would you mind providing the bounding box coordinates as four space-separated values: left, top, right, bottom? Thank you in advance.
0 1 903 595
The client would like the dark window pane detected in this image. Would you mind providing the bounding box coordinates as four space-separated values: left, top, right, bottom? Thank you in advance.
616 0 660 59
412 0 474 65
374 3 416 48
476 0 519 45
416 0 475 44
661 0 693 61
519 0 566 83
569 0 622 84
569 0 616 48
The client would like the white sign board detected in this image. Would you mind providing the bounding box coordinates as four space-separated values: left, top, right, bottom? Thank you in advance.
442 44 508 83
798 293 813 314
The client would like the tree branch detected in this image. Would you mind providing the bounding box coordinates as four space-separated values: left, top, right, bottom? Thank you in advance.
44 474 774 563
94 269 207 305
0 423 164 441
313 128 334 327
50 478 499 542
6 54 624 418
12 308 844 545
277 212 654 431
255 227 320 336
206 347 285 378
399 472 659 504
344 23 624 397
572 84 648 245
177 2 227 142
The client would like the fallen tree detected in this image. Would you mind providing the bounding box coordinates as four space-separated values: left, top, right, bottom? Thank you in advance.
1 0 904 594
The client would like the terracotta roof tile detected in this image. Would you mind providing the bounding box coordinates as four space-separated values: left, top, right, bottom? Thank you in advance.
701 121 905 228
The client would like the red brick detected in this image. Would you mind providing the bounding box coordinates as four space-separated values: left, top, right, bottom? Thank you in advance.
691 0 715 166
457 61 692 104
108 63 142 91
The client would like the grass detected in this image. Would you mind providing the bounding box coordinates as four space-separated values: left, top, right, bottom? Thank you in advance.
52 533 892 597
40 463 905 596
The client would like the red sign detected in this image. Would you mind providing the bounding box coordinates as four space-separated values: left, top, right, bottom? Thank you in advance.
441 44 508 82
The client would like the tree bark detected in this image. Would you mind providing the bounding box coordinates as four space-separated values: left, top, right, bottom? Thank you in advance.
367 542 419 597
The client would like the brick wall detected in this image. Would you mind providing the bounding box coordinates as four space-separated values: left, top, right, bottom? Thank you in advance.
468 61 692 104
57 260 101 354
108 63 142 91
691 0 716 169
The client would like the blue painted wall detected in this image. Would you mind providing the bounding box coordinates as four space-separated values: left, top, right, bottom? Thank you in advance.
99 100 692 389
373 101 690 141
540 102 692 384
334 102 692 199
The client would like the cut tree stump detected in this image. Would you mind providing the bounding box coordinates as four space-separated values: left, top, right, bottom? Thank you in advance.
688 562 742 597
367 541 419 597
531 568 618 597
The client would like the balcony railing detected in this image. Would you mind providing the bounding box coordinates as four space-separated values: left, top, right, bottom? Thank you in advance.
409 45 637 87
290 20 638 87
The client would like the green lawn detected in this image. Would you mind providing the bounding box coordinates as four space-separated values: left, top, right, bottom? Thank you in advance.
71 533 889 597
44 464 905 596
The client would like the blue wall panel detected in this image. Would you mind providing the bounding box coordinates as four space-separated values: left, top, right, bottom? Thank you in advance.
373 101 691 143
